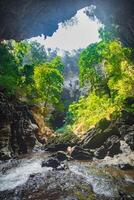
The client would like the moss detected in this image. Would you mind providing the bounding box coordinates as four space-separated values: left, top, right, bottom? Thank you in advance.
74 184 96 200
45 127 80 151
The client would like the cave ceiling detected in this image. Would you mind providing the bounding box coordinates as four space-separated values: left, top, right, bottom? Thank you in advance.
0 0 134 47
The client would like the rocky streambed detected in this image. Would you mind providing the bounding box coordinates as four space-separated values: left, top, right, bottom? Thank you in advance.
0 92 134 200
0 151 134 200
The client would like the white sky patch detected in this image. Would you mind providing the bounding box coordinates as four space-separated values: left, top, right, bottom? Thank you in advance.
30 7 102 52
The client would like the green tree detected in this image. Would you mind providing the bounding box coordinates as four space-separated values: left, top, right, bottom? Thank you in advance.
0 40 30 94
29 41 47 65
79 40 133 98
69 38 134 133
33 57 64 106
69 92 117 133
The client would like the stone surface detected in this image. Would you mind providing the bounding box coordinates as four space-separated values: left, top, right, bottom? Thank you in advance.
105 135 121 157
124 127 134 151
0 92 39 160
118 163 134 170
81 124 120 149
94 145 107 159
0 0 89 40
42 157 60 168
94 136 121 159
51 151 68 162
0 1 134 48
41 157 68 170
45 132 79 152
80 111 134 160
71 145 93 160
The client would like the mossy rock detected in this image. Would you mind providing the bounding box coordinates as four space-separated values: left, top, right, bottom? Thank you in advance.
82 124 120 149
45 131 79 152
74 184 96 200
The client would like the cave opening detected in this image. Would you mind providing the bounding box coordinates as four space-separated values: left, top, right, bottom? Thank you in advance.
28 6 102 130
0 4 102 132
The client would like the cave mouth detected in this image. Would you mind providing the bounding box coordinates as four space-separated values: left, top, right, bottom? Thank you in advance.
29 6 102 54
28 6 102 130
0 6 102 131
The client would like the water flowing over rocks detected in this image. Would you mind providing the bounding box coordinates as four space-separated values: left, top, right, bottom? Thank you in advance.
0 152 134 200
0 92 134 199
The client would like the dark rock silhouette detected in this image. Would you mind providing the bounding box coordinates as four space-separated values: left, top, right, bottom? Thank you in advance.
71 145 93 160
0 92 39 160
0 1 134 48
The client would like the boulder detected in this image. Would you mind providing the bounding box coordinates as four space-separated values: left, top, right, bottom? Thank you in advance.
41 157 68 170
96 118 111 131
105 135 121 157
42 158 60 168
45 132 79 152
81 124 120 149
118 163 134 170
56 162 68 170
71 146 93 160
124 132 134 151
94 135 121 159
94 145 107 159
51 151 68 161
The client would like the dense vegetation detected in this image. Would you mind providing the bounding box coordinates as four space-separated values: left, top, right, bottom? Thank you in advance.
0 27 134 134
0 40 64 108
69 30 134 133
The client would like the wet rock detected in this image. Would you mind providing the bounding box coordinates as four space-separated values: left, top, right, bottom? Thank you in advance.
56 162 68 170
119 125 130 138
106 135 121 157
94 145 107 159
41 157 68 170
45 132 79 152
42 158 60 169
71 146 93 160
0 152 11 161
94 136 121 159
81 124 120 149
118 163 134 170
124 132 134 151
51 151 68 161
0 92 40 160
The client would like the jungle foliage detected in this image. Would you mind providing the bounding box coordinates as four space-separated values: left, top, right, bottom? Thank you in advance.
69 29 134 132
0 26 134 133
0 40 64 107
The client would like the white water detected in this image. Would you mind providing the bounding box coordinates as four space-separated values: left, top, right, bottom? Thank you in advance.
0 153 51 191
70 164 118 197
0 152 132 198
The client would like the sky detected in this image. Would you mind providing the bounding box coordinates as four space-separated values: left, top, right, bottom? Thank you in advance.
30 7 102 54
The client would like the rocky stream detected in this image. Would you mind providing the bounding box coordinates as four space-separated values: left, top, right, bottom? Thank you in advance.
0 93 134 200
0 149 134 200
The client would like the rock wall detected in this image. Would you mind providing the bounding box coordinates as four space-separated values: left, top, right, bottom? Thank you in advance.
79 110 134 159
0 0 89 40
31 106 54 144
0 0 134 48
0 92 39 160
